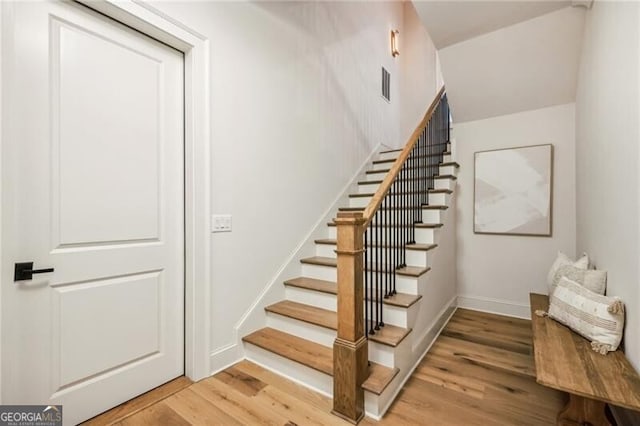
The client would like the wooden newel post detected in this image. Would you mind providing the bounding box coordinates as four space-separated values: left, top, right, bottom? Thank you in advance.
332 211 368 424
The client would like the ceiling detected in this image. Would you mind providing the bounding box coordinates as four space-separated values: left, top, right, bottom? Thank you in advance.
437 6 585 122
412 1 572 49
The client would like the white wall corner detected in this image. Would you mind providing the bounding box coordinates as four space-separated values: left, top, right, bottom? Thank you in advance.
457 294 530 319
209 343 242 376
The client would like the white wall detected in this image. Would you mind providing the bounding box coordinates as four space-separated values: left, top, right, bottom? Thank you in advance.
575 0 640 371
398 1 441 145
148 1 441 372
439 7 585 123
454 103 576 318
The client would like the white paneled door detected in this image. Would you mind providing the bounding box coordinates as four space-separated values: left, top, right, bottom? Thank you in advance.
1 1 184 424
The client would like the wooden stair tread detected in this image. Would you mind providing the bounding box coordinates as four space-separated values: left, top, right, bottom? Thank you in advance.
300 256 337 267
266 300 336 329
327 221 443 228
338 205 448 212
363 362 400 395
243 327 332 375
283 276 336 295
314 238 437 252
265 300 411 347
301 256 429 277
396 265 430 277
359 175 456 185
416 222 444 228
379 148 402 154
372 292 423 308
407 243 438 251
372 150 451 164
349 191 451 198
365 160 457 175
283 276 422 308
366 321 412 347
242 328 399 395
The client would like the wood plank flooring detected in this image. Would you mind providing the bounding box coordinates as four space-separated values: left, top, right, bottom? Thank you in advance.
96 309 567 425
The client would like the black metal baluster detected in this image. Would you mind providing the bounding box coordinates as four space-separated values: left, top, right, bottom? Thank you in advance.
364 229 369 338
375 210 381 331
384 193 388 298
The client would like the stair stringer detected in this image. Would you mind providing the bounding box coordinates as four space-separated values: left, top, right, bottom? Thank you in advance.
365 183 460 419
233 144 384 363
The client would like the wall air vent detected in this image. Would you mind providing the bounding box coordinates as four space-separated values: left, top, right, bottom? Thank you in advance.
381 67 390 102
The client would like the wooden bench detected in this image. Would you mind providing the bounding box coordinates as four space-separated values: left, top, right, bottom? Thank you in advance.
530 293 640 425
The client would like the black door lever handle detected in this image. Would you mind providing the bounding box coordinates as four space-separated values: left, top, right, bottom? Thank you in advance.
14 262 55 281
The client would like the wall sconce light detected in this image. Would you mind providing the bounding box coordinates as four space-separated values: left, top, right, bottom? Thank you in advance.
391 30 399 57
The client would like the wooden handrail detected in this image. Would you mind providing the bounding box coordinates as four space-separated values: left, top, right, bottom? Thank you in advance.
361 86 446 226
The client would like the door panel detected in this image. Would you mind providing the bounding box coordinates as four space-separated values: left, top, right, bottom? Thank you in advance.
53 271 161 387
1 2 184 424
54 17 162 246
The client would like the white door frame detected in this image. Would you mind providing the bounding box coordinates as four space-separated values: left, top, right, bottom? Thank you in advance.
0 0 212 394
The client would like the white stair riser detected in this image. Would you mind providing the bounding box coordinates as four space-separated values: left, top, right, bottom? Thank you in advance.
351 193 450 208
379 303 419 329
365 226 437 245
267 313 335 347
302 263 336 282
440 165 457 175
377 151 400 161
327 226 336 239
420 228 439 244
361 173 386 183
349 196 370 208
428 193 448 205
406 249 432 267
395 275 419 294
327 225 438 245
285 286 336 311
435 178 455 190
371 162 394 171
358 182 380 194
316 244 337 258
244 343 333 396
423 209 442 223
442 153 452 163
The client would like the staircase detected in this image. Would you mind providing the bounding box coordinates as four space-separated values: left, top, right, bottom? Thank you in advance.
242 89 458 421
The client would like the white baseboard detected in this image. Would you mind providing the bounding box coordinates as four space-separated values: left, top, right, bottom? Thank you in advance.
209 343 241 376
457 294 530 319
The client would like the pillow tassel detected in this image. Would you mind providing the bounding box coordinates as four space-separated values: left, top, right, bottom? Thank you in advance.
535 310 548 318
607 300 625 315
591 341 613 355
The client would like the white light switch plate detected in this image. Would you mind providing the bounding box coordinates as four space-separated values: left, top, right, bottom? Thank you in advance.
211 214 232 233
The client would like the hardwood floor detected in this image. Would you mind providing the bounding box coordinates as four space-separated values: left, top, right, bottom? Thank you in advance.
99 309 566 425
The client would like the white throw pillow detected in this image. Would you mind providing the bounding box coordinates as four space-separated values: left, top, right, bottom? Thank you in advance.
547 251 589 291
551 264 607 295
548 277 624 354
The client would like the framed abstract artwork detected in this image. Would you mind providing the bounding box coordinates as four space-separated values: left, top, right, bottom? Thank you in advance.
474 144 553 236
